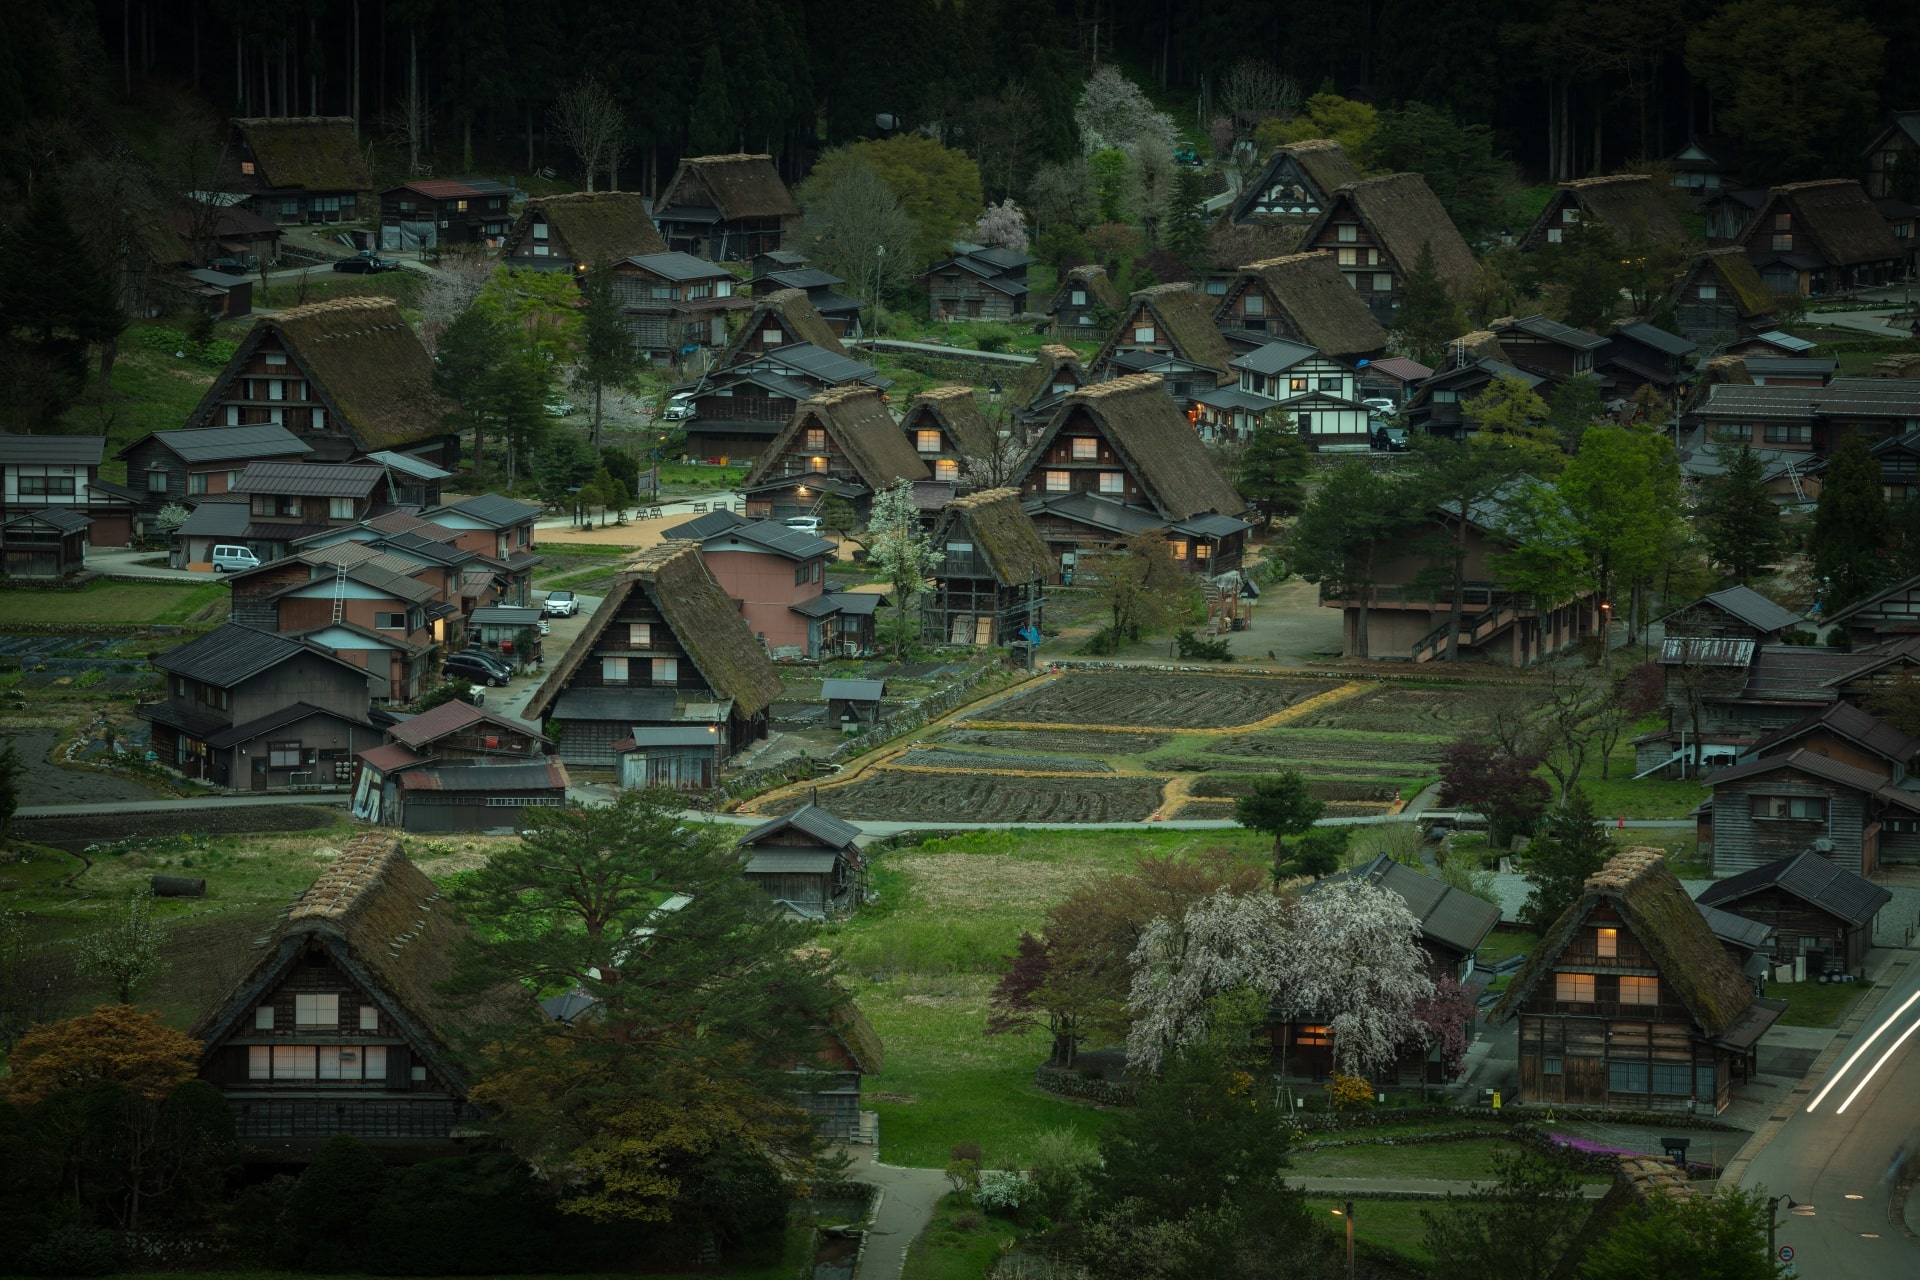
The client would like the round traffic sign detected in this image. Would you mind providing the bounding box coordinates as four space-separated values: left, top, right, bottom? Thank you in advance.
1778 1245 1794 1262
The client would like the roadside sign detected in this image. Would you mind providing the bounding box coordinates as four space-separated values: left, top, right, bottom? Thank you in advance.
1778 1245 1794 1262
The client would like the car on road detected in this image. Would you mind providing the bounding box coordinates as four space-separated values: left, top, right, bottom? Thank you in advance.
455 648 515 678
209 544 261 573
1372 424 1409 452
784 516 823 535
544 590 580 617
443 653 510 687
1361 397 1397 417
332 253 400 274
543 398 576 418
660 392 696 421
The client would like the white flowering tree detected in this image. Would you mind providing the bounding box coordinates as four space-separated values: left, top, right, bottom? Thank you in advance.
77 889 167 1004
972 198 1029 252
1125 882 1432 1077
1074 66 1180 155
860 479 943 658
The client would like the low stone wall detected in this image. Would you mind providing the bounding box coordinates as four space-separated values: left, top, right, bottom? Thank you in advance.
1033 1063 1135 1106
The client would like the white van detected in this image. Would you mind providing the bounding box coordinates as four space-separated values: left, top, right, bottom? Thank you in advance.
210 545 261 573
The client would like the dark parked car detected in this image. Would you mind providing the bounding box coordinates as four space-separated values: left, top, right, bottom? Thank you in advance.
443 654 509 687
333 253 400 274
454 649 515 678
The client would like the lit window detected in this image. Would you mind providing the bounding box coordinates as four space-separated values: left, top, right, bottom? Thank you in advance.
651 657 678 683
805 428 826 450
273 1046 317 1079
240 160 255 175
935 458 959 481
1555 973 1595 1003
1044 470 1070 493
1195 543 1211 561
294 993 338 1027
248 1046 270 1079
1070 437 1097 460
628 623 651 647
1337 247 1358 266
1620 976 1659 1005
808 455 828 474
1171 541 1187 560
1596 928 1617 958
1098 472 1124 494
915 429 942 454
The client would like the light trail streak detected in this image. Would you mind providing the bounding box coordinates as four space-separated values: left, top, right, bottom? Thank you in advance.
1835 1015 1920 1115
1806 990 1920 1112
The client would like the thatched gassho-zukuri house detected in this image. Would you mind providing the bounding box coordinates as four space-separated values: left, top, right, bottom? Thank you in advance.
922 488 1053 646
743 386 931 520
1739 179 1906 296
1520 174 1691 253
652 153 800 261
230 117 372 225
524 540 784 766
1229 139 1364 224
191 831 522 1155
1300 173 1478 322
1009 344 1088 426
498 191 667 271
181 298 459 467
1212 252 1389 358
1090 283 1237 398
1046 265 1124 340
1017 373 1249 575
1492 848 1786 1113
898 386 998 487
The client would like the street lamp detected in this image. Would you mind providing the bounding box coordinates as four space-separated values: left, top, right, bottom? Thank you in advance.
1330 1201 1354 1280
1766 1194 1809 1261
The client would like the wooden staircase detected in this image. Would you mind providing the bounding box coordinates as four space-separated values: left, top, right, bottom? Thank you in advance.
1410 596 1521 663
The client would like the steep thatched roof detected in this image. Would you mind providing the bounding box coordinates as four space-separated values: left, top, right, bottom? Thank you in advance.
745 387 930 491
899 386 996 459
1230 252 1389 357
1095 284 1235 384
1046 264 1122 315
1524 175 1690 250
662 153 800 220
933 488 1053 585
1677 247 1778 319
1030 374 1246 520
1208 218 1309 270
1231 139 1364 223
831 999 884 1074
190 832 520 1089
1010 344 1085 410
185 298 452 451
718 289 847 367
1762 180 1902 266
526 541 783 722
511 191 666 266
1492 848 1759 1038
232 117 371 191
1315 173 1477 293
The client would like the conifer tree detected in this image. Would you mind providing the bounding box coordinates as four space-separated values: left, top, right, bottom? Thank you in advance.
1698 444 1786 585
1394 241 1467 367
1812 428 1891 611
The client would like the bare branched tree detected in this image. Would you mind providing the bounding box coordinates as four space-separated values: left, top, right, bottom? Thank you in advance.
417 246 497 353
960 430 1032 491
550 76 628 193
1219 59 1301 136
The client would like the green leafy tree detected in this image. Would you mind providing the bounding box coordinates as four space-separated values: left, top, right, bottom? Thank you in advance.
861 479 943 657
283 1135 388 1269
803 136 983 267
1579 1183 1784 1280
1268 92 1379 156
1519 789 1613 931
1547 222 1628 333
1090 148 1131 224
1698 444 1786 585
1291 825 1350 878
1236 411 1312 525
1089 531 1187 644
1163 166 1211 266
476 267 586 369
1234 770 1323 857
1291 461 1416 658
1686 3 1886 185
575 263 644 449
1394 241 1468 367
1545 373 1607 454
1460 374 1558 471
1555 424 1682 631
434 307 511 483
1812 428 1891 612
1420 1147 1589 1280
686 46 736 156
794 158 920 311
534 428 597 513
1365 102 1510 242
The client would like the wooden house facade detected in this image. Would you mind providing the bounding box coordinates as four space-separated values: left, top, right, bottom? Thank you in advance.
377 178 514 249
1826 574 1920 648
1865 112 1920 201
747 265 865 337
180 298 459 467
921 488 1052 647
0 508 90 579
1487 315 1606 386
898 386 996 487
1046 265 1122 341
652 154 799 261
191 832 514 1153
1090 284 1236 400
1008 344 1087 428
116 424 312 536
610 251 746 361
741 387 930 522
1696 849 1892 978
736 804 866 922
1518 175 1691 254
0 435 138 547
1494 849 1786 1113
1299 174 1477 322
524 541 784 767
228 117 371 225
1739 180 1906 296
919 243 1033 321
1669 248 1780 347
1700 748 1920 876
1210 252 1388 359
1229 140 1363 226
498 191 665 272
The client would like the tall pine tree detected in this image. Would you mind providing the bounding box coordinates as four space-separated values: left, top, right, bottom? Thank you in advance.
1698 444 1785 585
576 262 642 450
1395 241 1467 368
1812 428 1891 612
687 46 736 156
1236 410 1312 524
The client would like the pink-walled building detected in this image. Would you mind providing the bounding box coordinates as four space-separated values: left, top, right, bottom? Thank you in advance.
663 513 879 658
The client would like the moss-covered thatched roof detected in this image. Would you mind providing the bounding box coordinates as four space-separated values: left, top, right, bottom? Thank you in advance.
1313 173 1477 293
662 153 800 220
933 488 1053 585
1230 139 1364 225
1010 344 1084 410
718 289 847 368
899 386 996 459
1093 283 1234 384
1228 252 1388 357
1762 180 1903 267
1677 247 1778 319
1491 848 1758 1038
233 116 371 191
1045 264 1123 316
509 191 666 266
744 387 929 491
1026 374 1246 521
1523 175 1690 251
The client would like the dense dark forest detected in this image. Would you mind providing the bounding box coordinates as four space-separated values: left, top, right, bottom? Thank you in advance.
2 0 1916 201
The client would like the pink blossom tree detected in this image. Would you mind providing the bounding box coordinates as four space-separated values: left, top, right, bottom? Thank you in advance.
972 198 1029 253
1404 974 1480 1096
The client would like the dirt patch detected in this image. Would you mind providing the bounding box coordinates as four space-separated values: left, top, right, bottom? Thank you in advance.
898 746 1114 774
5 731 169 805
14 804 345 852
1190 775 1400 803
970 672 1342 729
1209 733 1446 764
781 770 1167 822
935 728 1171 756
1291 684 1491 734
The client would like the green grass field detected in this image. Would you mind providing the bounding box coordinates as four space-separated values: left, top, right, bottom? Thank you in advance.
1308 1197 1437 1267
901 1193 1022 1280
0 579 229 626
1290 1137 1515 1180
59 339 226 479
1774 979 1865 1028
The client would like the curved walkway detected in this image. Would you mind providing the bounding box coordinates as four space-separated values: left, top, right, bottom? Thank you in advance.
848 1151 948 1280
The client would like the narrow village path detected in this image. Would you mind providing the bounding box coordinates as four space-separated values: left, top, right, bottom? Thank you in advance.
846 1151 949 1280
1294 1177 1613 1199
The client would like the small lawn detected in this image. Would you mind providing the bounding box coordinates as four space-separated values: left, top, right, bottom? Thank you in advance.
58 337 227 476
654 461 746 491
1543 720 1702 820
1308 1197 1436 1268
1289 1136 1516 1181
1773 979 1866 1028
1476 928 1540 966
0 580 229 626
902 1192 1022 1280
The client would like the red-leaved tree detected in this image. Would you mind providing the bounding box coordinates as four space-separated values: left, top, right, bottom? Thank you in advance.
1438 741 1551 846
1405 975 1481 1098
986 932 1080 1066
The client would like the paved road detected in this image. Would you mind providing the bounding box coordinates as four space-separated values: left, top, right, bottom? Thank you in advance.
1734 951 1920 1277
18 793 349 818
847 1152 947 1280
85 549 210 582
1294 1177 1612 1199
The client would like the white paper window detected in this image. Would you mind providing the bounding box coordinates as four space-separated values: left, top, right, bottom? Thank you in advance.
915 430 942 454
1596 928 1618 958
226 405 240 425
532 221 548 240
628 623 651 647
329 498 354 519
1242 294 1264 315
1337 247 1358 266
1070 437 1097 460
1336 223 1358 242
763 328 784 345
651 657 679 683
365 1045 388 1078
1133 326 1155 342
1070 289 1086 305
1698 283 1718 299
265 352 287 366
1373 274 1393 292
533 244 549 256
254 1006 275 1030
1098 472 1124 494
1555 973 1595 1003
1044 470 1070 492
359 1005 378 1031
273 1045 317 1078
248 1046 271 1079
312 408 326 430
294 992 339 1027
317 1046 345 1079
1546 228 1563 244
410 1065 427 1082
269 408 283 425
602 656 629 682
1562 207 1579 223
1620 976 1659 1005
268 380 285 402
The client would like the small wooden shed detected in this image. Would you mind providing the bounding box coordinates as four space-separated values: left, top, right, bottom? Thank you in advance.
823 678 885 731
0 508 91 578
615 724 726 791
467 605 545 666
737 803 865 920
1695 847 1892 979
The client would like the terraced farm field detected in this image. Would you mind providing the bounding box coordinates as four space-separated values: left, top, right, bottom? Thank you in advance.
1190 775 1400 803
897 746 1113 773
1209 732 1447 764
1291 684 1488 733
935 728 1172 756
787 769 1168 822
971 672 1344 729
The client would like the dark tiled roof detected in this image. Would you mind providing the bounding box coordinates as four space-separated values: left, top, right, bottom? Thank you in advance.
1703 750 1920 812
1230 338 1319 375
388 698 545 749
1701 585 1803 634
821 678 884 701
431 493 543 528
0 435 104 465
3 507 90 533
175 498 252 537
130 424 312 465
1748 701 1920 766
1697 850 1893 927
625 251 733 282
790 591 884 618
233 462 384 497
1696 901 1774 950
738 802 861 849
662 509 750 540
1316 854 1501 955
550 688 680 722
700 519 836 561
205 701 370 750
1498 314 1609 351
1739 648 1859 702
154 623 362 687
1613 322 1698 358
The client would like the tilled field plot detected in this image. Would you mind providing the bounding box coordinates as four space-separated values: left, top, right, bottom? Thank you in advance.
785 770 1168 822
1191 775 1399 803
935 728 1172 756
971 673 1343 729
1174 798 1387 819
1290 684 1489 733
1209 733 1447 764
898 747 1113 773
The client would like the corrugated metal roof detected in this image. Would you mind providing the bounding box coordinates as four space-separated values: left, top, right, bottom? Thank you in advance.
1696 901 1774 950
154 623 357 686
821 678 884 701
662 510 749 540
738 803 861 849
469 606 543 626
357 742 425 771
0 434 105 465
233 462 385 497
397 761 568 792
431 493 543 528
1614 322 1698 358
1314 854 1500 954
621 726 722 747
702 519 836 560
142 424 312 465
365 449 452 480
